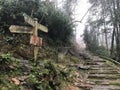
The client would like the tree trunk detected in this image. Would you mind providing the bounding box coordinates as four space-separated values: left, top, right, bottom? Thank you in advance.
116 0 120 61
110 26 115 57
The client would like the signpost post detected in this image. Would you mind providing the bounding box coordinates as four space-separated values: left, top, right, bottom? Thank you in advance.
33 18 39 65
9 13 48 65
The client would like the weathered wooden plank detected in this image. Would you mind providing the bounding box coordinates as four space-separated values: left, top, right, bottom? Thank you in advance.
23 13 48 33
23 13 35 27
9 25 33 34
37 23 48 33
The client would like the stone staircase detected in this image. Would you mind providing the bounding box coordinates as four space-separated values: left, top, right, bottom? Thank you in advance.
85 56 120 90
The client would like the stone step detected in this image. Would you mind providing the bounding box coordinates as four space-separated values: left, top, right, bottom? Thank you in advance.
88 74 120 80
86 60 106 62
89 74 120 77
91 85 120 90
87 62 106 66
84 56 120 90
93 60 105 62
89 69 115 71
87 79 120 86
89 73 119 76
90 71 119 74
89 65 111 67
85 65 111 69
89 69 118 74
90 67 114 70
85 62 99 65
85 62 108 65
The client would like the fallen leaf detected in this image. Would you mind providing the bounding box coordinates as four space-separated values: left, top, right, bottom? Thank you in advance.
12 78 20 85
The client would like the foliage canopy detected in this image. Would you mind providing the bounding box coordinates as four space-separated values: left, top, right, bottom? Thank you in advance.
0 0 73 45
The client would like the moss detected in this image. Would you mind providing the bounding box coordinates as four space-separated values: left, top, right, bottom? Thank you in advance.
105 60 114 66
110 82 120 86
105 60 118 69
70 56 79 64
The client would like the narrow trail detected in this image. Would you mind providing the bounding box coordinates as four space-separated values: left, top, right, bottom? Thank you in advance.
84 56 120 90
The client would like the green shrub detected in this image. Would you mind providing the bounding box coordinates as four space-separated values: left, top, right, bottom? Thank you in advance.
0 53 14 65
28 61 70 90
95 46 110 57
0 53 20 73
1 87 8 90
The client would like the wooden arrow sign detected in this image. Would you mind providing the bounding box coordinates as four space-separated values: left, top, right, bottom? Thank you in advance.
23 13 48 33
9 25 33 34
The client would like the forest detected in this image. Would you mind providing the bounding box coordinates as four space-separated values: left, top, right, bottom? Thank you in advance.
0 0 120 90
84 0 120 62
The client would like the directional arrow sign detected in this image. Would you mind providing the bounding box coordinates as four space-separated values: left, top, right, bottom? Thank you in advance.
9 13 48 65
9 25 33 34
23 13 48 33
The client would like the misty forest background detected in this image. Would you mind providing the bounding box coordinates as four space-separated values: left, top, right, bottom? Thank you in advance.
0 0 120 90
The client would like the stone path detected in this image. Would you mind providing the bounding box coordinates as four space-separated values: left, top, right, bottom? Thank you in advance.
85 56 120 90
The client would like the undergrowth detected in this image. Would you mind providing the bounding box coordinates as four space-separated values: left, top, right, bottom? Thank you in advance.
0 53 23 90
0 53 19 72
0 51 79 90
27 61 72 90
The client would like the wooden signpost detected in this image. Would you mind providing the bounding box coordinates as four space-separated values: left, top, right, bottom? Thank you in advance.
9 25 33 34
9 13 48 65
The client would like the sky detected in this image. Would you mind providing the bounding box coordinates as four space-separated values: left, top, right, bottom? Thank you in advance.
73 0 91 47
74 0 90 37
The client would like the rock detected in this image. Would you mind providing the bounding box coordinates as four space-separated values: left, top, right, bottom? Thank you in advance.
9 65 15 69
18 76 28 82
24 72 29 75
77 65 90 70
79 52 91 60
